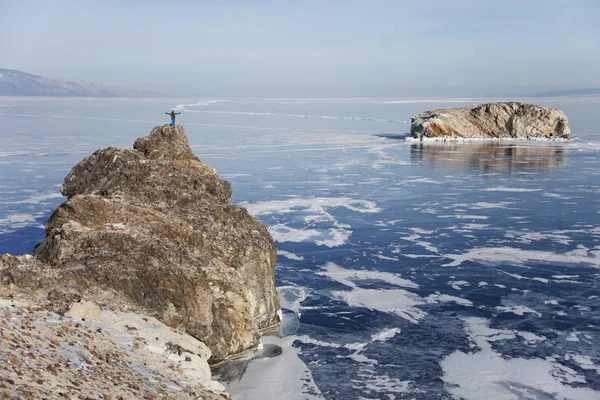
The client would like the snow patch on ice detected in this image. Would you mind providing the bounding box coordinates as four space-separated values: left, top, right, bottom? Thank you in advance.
225 335 323 400
13 191 64 204
566 332 580 342
443 247 600 269
461 223 490 230
317 262 419 289
448 280 470 290
404 177 444 184
360 372 412 395
441 317 599 400
501 271 549 284
277 250 305 261
241 197 380 247
371 327 401 342
398 234 439 253
496 305 542 317
269 224 321 243
452 214 490 220
483 187 543 192
241 197 380 216
426 293 473 306
0 212 45 234
565 354 600 374
172 100 227 111
317 262 425 323
471 201 512 209
504 230 573 245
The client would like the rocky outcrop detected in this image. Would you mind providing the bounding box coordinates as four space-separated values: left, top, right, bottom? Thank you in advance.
5 124 279 363
411 102 570 140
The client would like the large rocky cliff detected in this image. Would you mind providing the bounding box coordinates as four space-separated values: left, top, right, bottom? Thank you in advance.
35 124 280 361
411 102 570 140
1 124 280 397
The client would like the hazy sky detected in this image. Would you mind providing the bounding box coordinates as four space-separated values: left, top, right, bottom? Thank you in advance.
2 0 599 97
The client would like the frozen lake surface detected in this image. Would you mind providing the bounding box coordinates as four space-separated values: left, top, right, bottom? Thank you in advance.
1 96 599 399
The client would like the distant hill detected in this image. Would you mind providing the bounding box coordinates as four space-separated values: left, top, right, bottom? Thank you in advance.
535 88 600 97
0 68 157 97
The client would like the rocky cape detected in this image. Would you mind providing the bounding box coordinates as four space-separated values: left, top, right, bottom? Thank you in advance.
0 125 280 398
410 102 570 140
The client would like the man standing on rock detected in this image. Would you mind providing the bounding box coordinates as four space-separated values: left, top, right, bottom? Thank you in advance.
165 110 181 127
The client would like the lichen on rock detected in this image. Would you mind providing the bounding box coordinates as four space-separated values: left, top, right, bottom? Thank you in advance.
411 102 571 140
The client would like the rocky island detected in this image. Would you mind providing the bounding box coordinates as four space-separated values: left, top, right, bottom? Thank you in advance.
411 102 570 140
0 125 280 398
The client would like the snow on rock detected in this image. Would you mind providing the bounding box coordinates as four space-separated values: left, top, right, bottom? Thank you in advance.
0 298 228 399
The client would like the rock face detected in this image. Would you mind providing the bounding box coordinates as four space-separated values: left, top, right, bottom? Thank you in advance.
31 125 280 362
411 102 570 140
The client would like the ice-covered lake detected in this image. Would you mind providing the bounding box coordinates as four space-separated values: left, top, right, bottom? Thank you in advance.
1 96 599 399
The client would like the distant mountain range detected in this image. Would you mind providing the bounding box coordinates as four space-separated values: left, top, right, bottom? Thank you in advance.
0 68 157 97
535 88 600 97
